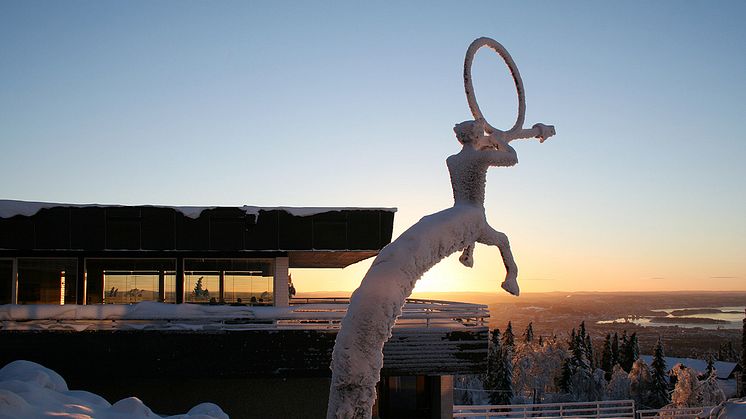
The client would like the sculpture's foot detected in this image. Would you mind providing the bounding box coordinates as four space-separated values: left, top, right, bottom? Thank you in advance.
459 251 473 268
501 271 519 296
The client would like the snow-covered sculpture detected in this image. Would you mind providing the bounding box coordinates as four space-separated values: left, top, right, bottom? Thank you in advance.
326 37 555 418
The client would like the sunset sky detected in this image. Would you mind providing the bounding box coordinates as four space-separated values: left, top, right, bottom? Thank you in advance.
1 1 744 294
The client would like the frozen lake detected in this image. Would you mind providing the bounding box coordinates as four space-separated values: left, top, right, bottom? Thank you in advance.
597 306 745 330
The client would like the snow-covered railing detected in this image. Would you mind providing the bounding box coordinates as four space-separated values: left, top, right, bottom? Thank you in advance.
0 299 488 331
453 400 635 418
636 406 715 419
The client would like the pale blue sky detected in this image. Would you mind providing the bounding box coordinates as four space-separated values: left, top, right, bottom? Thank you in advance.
1 1 744 293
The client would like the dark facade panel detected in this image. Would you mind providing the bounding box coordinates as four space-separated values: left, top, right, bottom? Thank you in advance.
207 208 249 251
141 207 175 250
379 211 395 247
106 207 141 250
175 213 209 250
312 212 348 249
0 216 34 249
347 210 382 250
245 210 278 250
70 207 106 250
34 207 71 250
277 211 313 250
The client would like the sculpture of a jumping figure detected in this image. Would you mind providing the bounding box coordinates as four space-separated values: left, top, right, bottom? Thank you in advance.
326 37 555 419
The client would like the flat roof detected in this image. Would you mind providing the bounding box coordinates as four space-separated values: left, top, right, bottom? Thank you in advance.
0 200 396 268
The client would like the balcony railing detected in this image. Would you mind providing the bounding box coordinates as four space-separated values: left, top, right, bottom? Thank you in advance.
454 400 636 418
0 298 488 332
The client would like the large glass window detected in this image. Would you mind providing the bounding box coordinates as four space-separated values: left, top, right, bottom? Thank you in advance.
184 258 273 304
0 259 12 304
86 259 176 304
17 258 77 305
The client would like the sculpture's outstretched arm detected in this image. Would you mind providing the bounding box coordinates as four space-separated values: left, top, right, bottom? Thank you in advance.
502 123 556 143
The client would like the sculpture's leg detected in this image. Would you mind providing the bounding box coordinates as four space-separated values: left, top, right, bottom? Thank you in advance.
478 226 519 296
459 243 475 267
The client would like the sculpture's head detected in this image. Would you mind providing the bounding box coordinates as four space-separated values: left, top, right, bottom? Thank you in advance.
454 119 488 146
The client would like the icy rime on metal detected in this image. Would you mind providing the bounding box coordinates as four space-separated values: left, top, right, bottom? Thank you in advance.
326 38 555 418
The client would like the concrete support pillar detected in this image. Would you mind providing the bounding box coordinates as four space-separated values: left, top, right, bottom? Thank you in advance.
273 257 289 307
10 258 18 304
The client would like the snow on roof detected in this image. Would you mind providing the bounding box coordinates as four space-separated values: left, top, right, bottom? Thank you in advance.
0 360 228 418
0 199 396 219
639 355 738 380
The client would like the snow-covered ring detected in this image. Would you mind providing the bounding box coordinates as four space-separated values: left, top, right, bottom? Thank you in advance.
463 37 526 137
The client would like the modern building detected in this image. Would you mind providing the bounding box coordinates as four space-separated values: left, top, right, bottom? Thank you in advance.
0 200 489 419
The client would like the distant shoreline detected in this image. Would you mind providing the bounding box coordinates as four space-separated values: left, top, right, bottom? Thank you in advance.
649 316 729 325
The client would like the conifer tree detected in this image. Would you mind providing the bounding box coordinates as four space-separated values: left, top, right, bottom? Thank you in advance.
484 328 503 404
601 333 613 381
629 332 640 366
649 337 670 408
620 331 635 372
502 321 515 349
523 322 534 344
584 334 594 369
611 332 620 366
497 342 513 404
558 358 573 393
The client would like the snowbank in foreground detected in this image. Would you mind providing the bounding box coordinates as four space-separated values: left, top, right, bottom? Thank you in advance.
0 360 228 419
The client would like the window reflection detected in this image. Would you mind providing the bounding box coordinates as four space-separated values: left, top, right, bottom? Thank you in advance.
86 259 176 304
17 258 77 305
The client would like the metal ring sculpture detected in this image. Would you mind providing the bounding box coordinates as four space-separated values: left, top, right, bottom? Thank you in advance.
463 37 526 137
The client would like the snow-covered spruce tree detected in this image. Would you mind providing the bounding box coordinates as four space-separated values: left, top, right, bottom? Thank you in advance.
485 328 513 405
630 333 640 365
523 322 534 344
560 323 604 402
502 321 515 349
649 337 670 408
497 343 514 404
558 358 573 394
611 332 620 367
601 334 613 381
607 364 631 400
629 358 652 408
584 334 595 369
620 331 636 373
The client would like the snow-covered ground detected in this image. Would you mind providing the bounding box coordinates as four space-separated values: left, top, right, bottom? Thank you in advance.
0 360 228 418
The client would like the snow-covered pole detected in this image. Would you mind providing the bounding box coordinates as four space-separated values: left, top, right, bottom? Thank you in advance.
326 37 555 418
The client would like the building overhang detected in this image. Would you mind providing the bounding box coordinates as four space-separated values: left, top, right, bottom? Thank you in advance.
0 200 396 268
